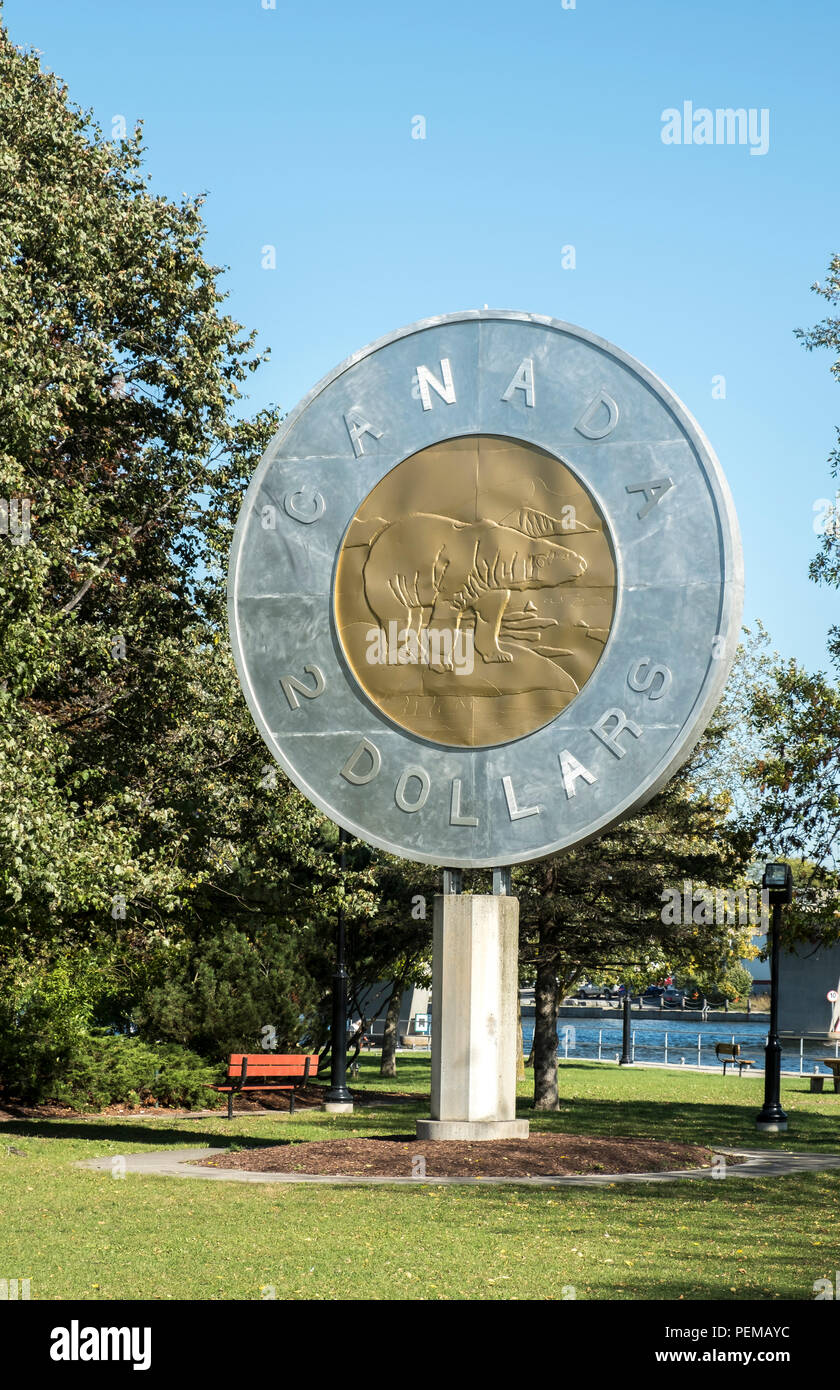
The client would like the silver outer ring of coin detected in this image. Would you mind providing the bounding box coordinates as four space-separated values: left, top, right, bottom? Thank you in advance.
227 310 743 869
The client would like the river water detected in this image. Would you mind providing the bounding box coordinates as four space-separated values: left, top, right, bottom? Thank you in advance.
520 1016 840 1076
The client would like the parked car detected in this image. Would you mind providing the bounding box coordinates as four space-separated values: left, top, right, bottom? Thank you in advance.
662 987 686 1008
643 985 665 999
576 982 602 999
610 985 646 1003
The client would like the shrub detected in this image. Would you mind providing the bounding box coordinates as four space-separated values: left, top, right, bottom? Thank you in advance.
0 953 101 1100
0 1028 226 1110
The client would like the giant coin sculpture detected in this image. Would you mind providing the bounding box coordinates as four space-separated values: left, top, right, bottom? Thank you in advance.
228 312 743 1137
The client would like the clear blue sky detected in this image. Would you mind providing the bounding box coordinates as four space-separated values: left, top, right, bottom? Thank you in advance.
6 0 839 673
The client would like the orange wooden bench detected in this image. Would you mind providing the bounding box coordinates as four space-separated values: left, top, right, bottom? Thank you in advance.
210 1053 318 1118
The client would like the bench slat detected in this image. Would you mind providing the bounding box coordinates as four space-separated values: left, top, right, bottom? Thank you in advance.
228 1054 318 1063
226 1055 318 1077
213 1084 295 1092
225 1064 314 1075
228 1054 318 1064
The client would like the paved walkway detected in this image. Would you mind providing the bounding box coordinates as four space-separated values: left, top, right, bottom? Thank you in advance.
76 1146 840 1188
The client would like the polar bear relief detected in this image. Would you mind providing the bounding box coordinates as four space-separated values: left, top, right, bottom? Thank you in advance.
331 435 617 747
362 512 587 673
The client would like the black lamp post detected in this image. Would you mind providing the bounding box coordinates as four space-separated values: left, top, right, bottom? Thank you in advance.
324 827 353 1109
619 983 633 1065
755 861 792 1133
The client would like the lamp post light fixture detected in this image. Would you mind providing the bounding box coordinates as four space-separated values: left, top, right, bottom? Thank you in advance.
755 861 792 1134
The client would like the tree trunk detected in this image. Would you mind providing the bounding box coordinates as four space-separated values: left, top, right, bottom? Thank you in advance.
379 981 402 1078
348 1021 365 1068
533 958 560 1110
516 989 526 1080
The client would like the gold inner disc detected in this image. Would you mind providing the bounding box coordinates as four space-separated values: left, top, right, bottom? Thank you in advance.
333 435 617 748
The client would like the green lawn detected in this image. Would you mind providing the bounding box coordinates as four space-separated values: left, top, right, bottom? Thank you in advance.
371 1055 840 1151
1 1058 838 1301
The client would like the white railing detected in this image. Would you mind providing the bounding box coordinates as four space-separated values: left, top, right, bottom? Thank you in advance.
547 1032 840 1075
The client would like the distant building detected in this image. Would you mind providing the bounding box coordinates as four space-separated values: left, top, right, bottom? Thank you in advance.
778 942 840 1039
356 982 431 1045
741 932 770 994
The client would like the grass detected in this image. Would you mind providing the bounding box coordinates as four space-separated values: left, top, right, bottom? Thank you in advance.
538 1059 840 1152
0 1057 838 1301
364 1055 840 1151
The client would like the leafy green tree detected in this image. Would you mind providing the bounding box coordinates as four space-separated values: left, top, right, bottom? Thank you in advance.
296 843 434 1077
0 949 103 1100
0 28 252 949
797 252 840 648
746 664 840 871
691 264 840 967
679 959 755 1006
717 264 840 958
0 27 377 1083
689 623 777 819
516 756 754 1110
725 261 840 954
744 663 840 943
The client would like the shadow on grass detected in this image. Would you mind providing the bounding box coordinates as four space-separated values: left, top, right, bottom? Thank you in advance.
429 1171 834 1299
0 1118 324 1150
521 1067 840 1150
0 1102 427 1151
3 1062 835 1156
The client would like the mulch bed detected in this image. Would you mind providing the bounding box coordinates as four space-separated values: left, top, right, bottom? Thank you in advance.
196 1133 715 1178
0 1085 419 1122
247 1084 421 1110
0 1100 211 1121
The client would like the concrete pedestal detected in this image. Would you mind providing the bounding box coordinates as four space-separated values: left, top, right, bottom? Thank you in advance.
416 894 529 1142
321 1101 354 1115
